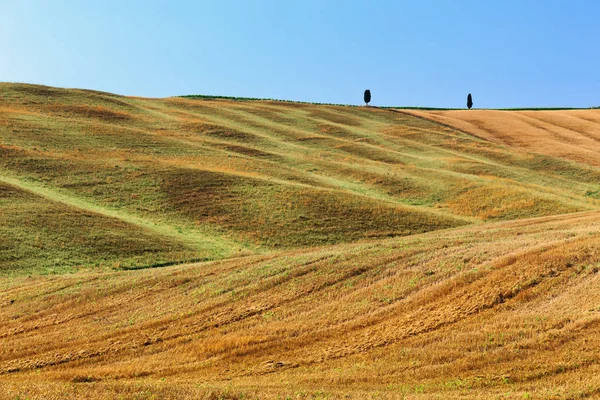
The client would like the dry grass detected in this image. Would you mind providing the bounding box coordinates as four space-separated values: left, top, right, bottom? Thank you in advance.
1 212 600 398
404 109 600 167
443 183 581 219
2 84 600 397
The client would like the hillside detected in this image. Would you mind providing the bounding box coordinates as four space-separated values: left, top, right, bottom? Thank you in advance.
404 108 600 167
2 212 600 398
1 84 600 398
2 83 600 275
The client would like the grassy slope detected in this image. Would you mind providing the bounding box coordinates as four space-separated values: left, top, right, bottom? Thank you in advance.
1 212 600 399
2 83 600 275
404 108 600 167
0 180 199 274
2 84 600 398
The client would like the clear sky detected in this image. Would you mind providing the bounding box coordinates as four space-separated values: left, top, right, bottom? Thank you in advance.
2 0 599 108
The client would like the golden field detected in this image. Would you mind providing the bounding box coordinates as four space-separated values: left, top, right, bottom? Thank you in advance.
1 84 600 398
404 109 600 167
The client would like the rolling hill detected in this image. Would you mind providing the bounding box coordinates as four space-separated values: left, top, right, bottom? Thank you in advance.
1 83 600 398
404 108 600 167
2 83 600 275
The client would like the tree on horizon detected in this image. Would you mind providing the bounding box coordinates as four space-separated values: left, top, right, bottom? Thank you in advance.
364 90 371 106
467 93 473 109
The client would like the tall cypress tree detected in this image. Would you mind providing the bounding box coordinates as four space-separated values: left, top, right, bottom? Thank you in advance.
364 89 371 106
467 93 473 109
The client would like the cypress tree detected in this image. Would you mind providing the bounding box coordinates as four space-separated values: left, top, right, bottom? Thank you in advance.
467 93 473 109
364 89 371 106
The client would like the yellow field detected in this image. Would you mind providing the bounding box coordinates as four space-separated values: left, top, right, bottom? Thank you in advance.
1 84 600 398
404 109 600 167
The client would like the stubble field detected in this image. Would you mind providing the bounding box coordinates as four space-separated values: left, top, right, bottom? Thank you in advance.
1 83 600 398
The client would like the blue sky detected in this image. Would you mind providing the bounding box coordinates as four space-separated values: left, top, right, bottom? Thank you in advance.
2 0 599 107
